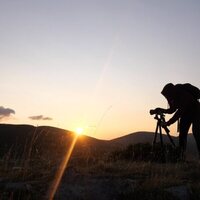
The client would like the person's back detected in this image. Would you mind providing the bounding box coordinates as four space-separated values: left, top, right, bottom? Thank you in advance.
173 84 199 115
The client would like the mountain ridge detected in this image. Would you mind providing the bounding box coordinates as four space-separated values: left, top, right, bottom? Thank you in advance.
0 123 198 157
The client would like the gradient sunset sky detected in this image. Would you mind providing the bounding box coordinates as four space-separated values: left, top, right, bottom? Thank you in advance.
1 0 200 139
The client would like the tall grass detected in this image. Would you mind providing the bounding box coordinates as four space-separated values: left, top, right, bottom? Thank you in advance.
0 127 61 199
0 129 200 199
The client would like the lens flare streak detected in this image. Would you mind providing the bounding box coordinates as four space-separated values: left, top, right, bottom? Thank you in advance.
47 134 78 200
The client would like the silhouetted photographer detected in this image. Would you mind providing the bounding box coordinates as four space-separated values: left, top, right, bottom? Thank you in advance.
151 83 200 160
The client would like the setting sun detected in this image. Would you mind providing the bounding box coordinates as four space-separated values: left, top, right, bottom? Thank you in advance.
75 127 84 135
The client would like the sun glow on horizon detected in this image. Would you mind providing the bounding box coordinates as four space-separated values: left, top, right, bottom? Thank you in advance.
75 127 84 136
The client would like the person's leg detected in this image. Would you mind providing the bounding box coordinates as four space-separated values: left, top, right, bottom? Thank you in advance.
192 114 200 159
179 116 192 160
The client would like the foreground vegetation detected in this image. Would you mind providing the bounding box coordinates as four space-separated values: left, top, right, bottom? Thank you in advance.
1 143 200 200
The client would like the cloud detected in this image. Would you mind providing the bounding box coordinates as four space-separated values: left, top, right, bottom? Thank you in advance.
29 115 53 121
42 117 53 120
0 106 15 119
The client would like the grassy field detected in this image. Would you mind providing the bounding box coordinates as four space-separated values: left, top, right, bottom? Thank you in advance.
1 150 200 200
0 126 199 199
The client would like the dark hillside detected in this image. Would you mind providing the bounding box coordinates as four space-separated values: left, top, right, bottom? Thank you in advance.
0 124 110 160
110 131 178 146
0 124 198 159
110 131 198 157
0 124 73 158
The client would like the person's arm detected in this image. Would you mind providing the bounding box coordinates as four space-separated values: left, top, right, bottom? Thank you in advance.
166 109 181 126
160 107 176 114
154 103 176 114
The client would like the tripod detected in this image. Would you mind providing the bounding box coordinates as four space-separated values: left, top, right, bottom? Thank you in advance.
152 113 176 147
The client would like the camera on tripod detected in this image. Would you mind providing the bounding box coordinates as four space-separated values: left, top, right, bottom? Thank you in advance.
150 108 163 116
149 108 176 163
150 108 175 147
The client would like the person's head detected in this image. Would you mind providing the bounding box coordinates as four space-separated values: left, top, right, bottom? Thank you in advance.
161 83 175 99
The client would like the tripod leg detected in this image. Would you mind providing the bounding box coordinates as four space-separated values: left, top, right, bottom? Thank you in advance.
166 131 176 147
153 122 159 145
162 126 176 147
159 125 166 163
159 125 164 147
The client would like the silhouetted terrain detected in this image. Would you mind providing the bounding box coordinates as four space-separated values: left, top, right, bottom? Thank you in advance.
0 124 199 199
110 131 198 158
0 124 111 160
110 131 177 145
0 124 198 158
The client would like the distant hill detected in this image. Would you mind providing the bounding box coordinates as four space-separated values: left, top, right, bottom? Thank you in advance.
0 124 198 159
0 124 72 158
0 124 109 159
110 131 175 146
110 131 198 157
